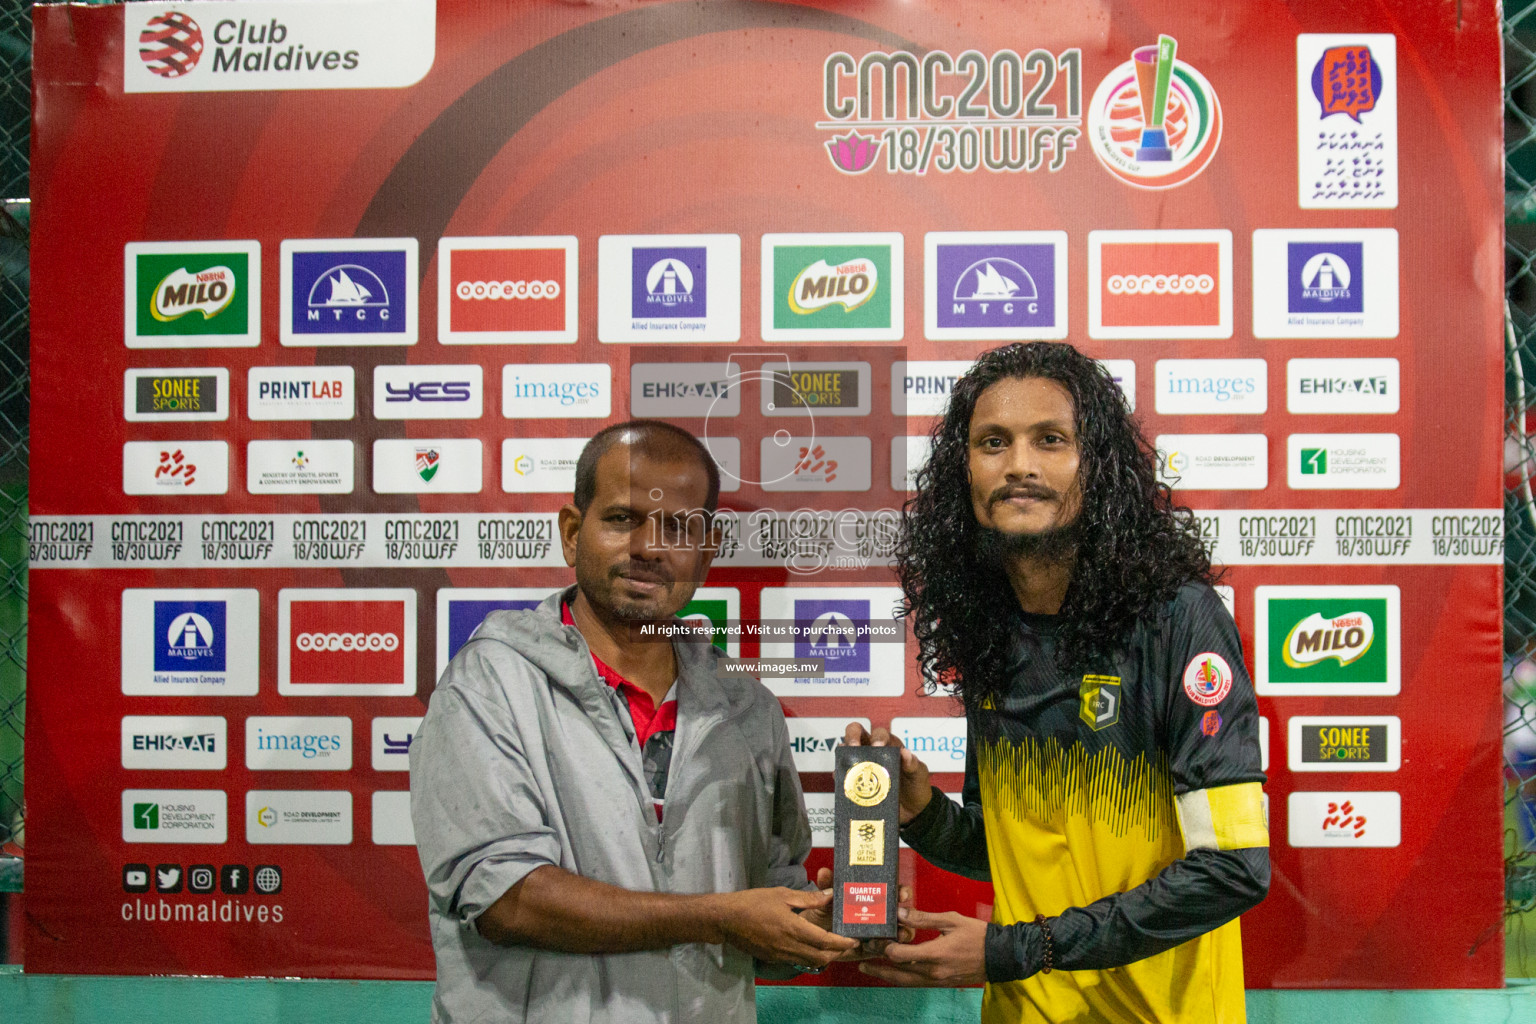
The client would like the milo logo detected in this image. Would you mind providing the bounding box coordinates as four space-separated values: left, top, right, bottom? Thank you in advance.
789 257 878 313
153 265 236 321
1283 610 1374 668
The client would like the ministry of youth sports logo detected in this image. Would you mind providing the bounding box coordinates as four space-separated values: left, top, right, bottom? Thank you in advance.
1087 35 1222 189
139 11 204 79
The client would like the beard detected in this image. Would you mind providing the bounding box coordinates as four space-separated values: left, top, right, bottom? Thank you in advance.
975 520 1080 565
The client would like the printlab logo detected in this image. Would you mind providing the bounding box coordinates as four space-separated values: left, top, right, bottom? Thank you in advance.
936 245 1054 332
632 248 706 319
153 600 226 673
1288 242 1363 313
795 600 871 672
1086 34 1222 189
139 11 204 78
282 240 417 345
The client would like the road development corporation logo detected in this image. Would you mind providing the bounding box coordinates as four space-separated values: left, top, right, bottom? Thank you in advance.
1287 791 1400 848
121 716 227 770
247 366 355 420
1298 34 1397 209
123 2 435 94
1286 358 1399 415
924 232 1067 340
1089 230 1231 339
122 789 227 844
1154 434 1267 491
758 587 905 698
597 235 740 343
1255 585 1400 696
435 588 556 675
374 364 483 420
503 364 612 419
122 589 260 696
246 790 352 845
372 716 423 771
125 241 260 348
501 438 585 494
278 588 415 696
787 717 871 772
438 236 577 344
762 234 903 341
1154 359 1266 415
124 368 229 423
1087 35 1222 189
1252 229 1398 338
1287 716 1401 773
281 238 417 346
246 716 352 770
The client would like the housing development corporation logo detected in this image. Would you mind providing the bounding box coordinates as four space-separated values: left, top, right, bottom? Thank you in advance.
1255 586 1400 696
281 239 417 346
139 11 204 77
1087 35 1222 189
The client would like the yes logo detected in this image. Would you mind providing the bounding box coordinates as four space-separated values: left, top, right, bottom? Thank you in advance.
1256 586 1399 696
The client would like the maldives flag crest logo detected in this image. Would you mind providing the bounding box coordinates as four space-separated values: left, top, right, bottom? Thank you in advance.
415 447 441 483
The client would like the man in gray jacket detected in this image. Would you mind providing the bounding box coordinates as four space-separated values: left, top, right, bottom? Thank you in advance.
411 420 856 1023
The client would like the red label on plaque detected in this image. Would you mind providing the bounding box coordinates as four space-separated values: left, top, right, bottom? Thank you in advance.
841 882 888 925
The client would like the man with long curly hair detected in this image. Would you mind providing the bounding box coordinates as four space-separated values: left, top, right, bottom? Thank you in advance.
855 342 1269 1023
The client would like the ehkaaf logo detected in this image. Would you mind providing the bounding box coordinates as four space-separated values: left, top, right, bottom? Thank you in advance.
762 234 902 341
1089 230 1231 339
925 232 1066 340
281 238 417 346
633 248 706 318
125 241 259 348
438 237 576 344
1087 35 1222 189
794 599 871 672
1289 242 1362 313
279 588 415 696
122 715 227 770
1255 585 1399 696
123 3 435 94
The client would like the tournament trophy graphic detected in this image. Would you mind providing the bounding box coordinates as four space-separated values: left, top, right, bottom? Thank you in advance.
1132 35 1178 161
831 744 901 939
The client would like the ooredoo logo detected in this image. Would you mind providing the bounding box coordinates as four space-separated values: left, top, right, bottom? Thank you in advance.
438 237 578 344
140 11 204 78
1089 230 1231 339
278 588 416 696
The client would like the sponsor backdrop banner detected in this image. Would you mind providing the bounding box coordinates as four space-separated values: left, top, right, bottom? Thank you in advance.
27 0 1503 988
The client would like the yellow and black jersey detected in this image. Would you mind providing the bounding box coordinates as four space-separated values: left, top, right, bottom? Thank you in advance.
901 582 1269 1024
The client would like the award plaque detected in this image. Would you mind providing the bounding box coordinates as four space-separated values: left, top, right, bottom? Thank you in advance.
831 743 901 939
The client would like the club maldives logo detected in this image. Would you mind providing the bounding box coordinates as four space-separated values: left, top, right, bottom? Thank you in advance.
633 248 706 318
1289 242 1363 313
139 11 205 78
282 239 416 345
795 600 871 672
1087 35 1222 189
438 238 575 344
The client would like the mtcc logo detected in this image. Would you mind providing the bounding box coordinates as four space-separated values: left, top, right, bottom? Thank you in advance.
1107 272 1214 295
295 631 400 652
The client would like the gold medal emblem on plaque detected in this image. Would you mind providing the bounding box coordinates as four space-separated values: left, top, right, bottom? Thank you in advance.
843 760 891 807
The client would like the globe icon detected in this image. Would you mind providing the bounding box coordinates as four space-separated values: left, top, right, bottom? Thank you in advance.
254 866 282 894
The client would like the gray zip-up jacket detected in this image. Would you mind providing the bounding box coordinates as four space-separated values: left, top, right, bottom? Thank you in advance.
410 588 814 1024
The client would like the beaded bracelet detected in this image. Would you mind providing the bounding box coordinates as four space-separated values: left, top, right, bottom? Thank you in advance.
1034 914 1055 974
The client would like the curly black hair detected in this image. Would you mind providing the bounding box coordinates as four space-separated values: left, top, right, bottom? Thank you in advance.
896 342 1216 712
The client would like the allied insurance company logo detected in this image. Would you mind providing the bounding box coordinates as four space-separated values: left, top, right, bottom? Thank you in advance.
1086 35 1222 189
153 600 226 673
632 247 706 319
1288 241 1363 314
794 599 871 673
139 11 205 78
